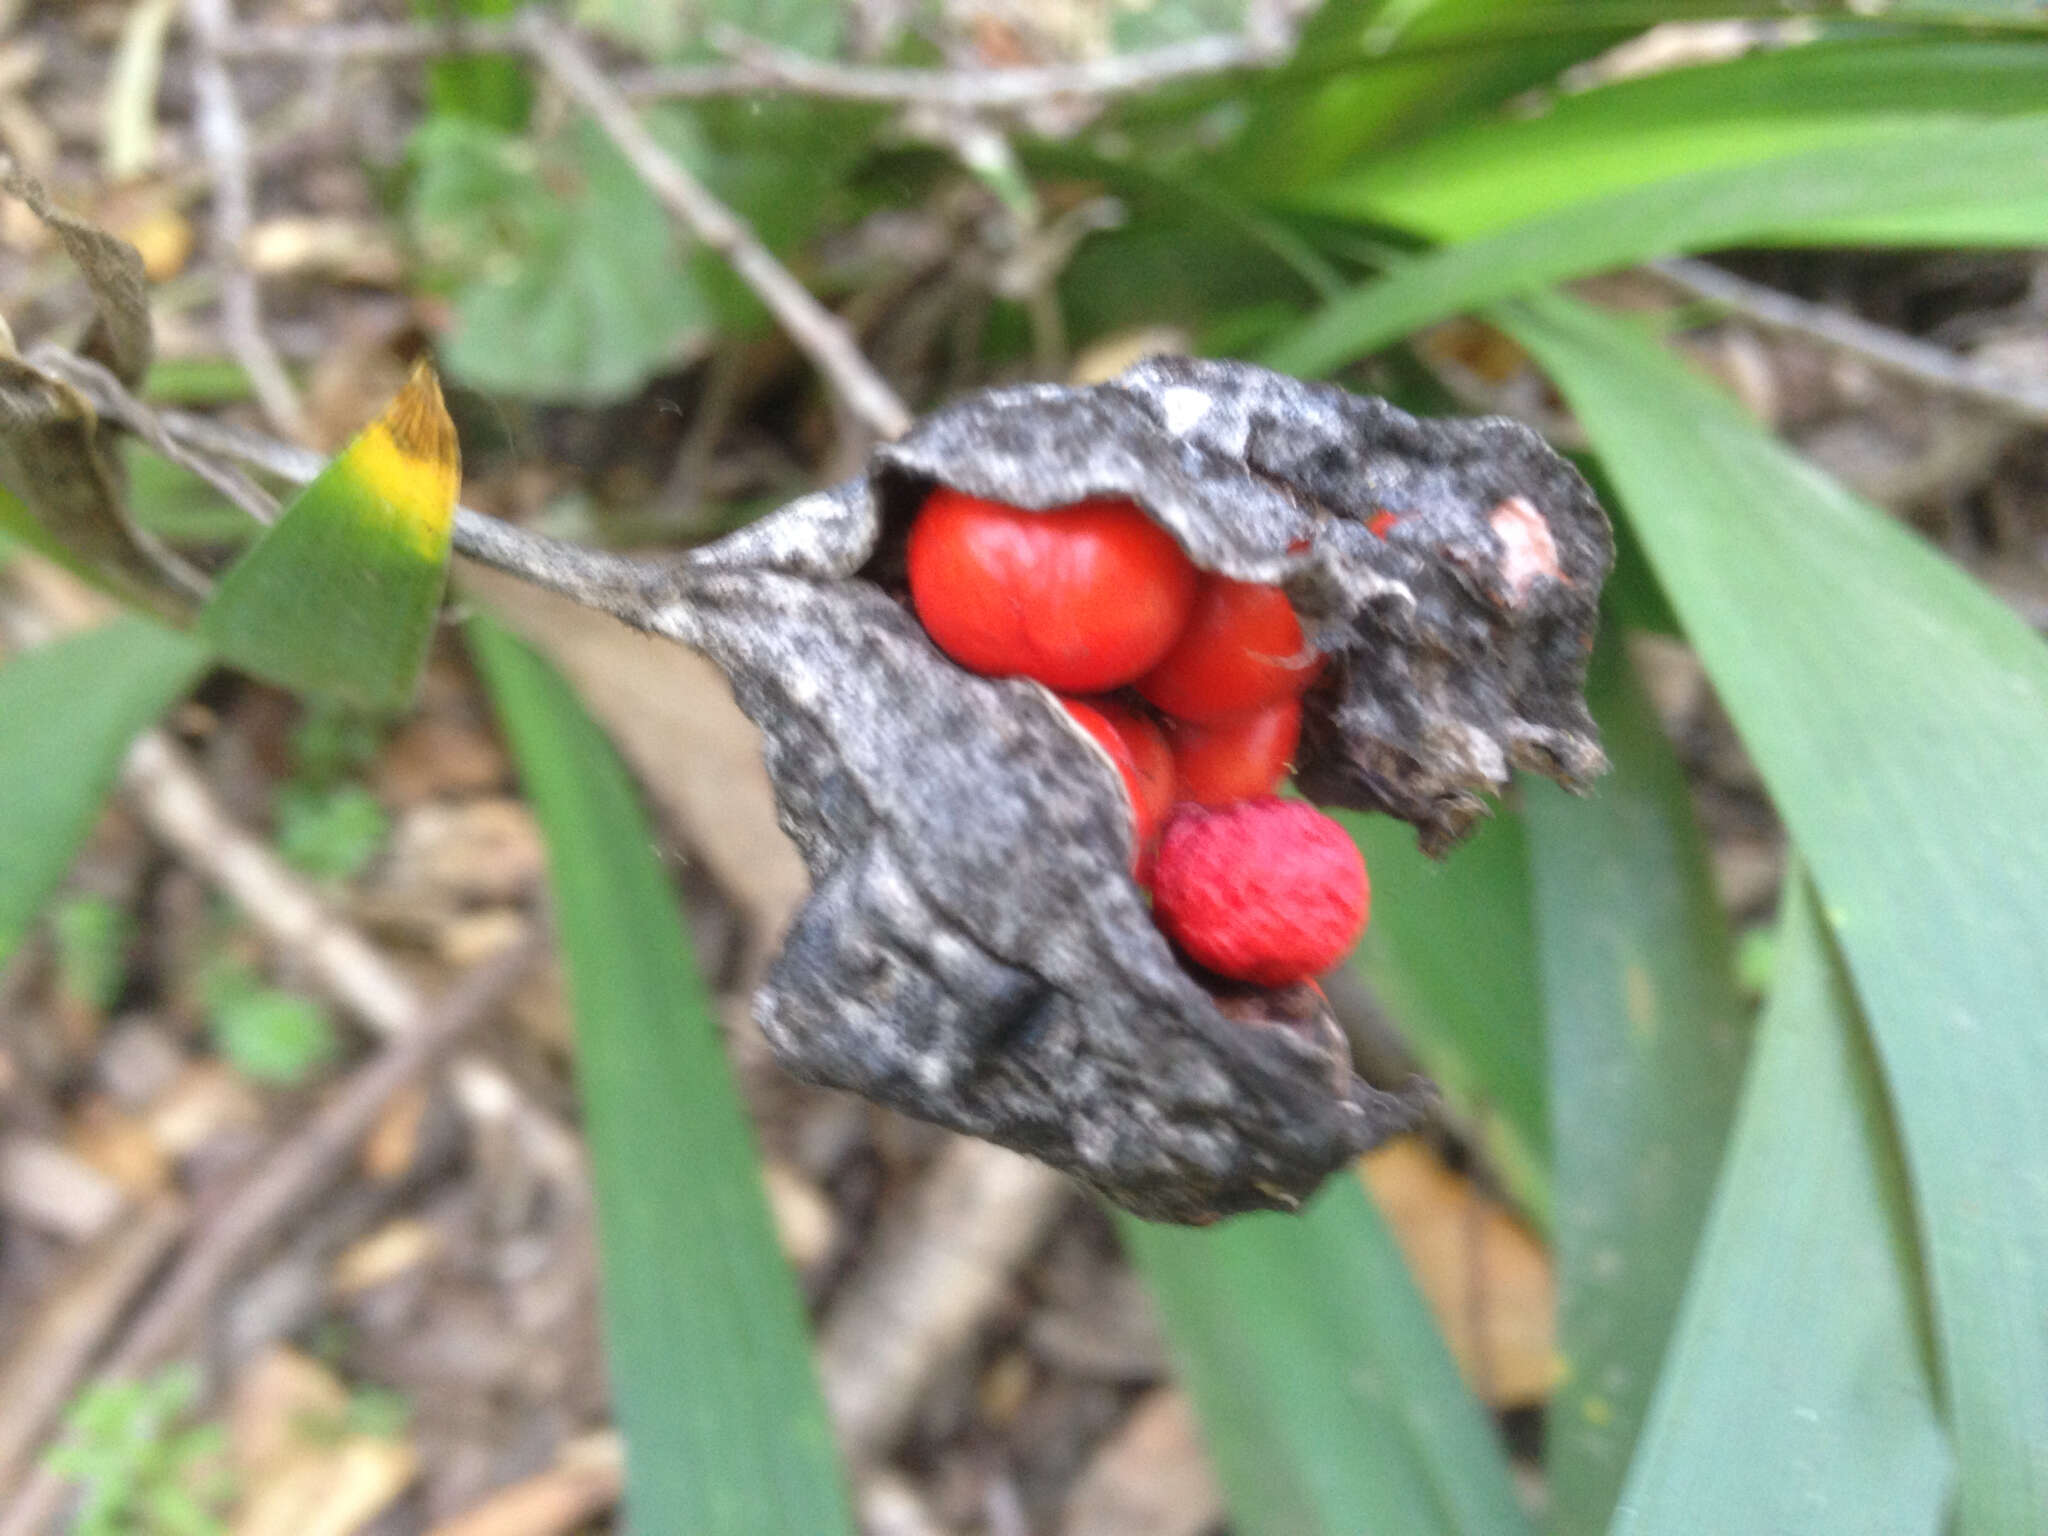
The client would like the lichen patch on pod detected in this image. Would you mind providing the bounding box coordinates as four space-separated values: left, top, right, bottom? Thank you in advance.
616 357 1612 1223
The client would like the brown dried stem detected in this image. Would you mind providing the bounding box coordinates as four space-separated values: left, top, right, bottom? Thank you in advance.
115 728 580 1183
817 1138 1072 1465
1650 255 2048 426
656 25 1283 107
183 0 311 442
213 14 1282 111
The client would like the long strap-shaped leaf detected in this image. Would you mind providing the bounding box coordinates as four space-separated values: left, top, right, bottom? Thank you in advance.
1611 876 1951 1532
1345 809 1551 1224
1264 115 2048 377
1525 631 1748 1531
1124 1180 1531 1536
0 615 208 968
1504 292 2048 1534
469 616 857 1536
1291 36 2048 239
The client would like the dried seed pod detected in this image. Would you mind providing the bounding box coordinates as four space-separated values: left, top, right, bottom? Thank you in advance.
508 358 1613 1222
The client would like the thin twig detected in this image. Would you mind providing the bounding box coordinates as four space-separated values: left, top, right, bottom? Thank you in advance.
1651 256 2048 427
655 25 1281 107
216 15 522 62
184 0 309 442
114 728 581 1186
34 348 278 524
816 1137 1070 1466
213 14 1281 110
516 12 912 441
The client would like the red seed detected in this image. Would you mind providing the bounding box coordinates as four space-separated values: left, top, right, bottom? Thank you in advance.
1167 696 1300 806
1136 574 1319 723
908 488 1198 693
1060 697 1175 879
1151 798 1369 986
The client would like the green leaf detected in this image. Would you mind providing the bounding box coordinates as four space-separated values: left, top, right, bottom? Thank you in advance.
274 783 389 881
1294 36 2048 239
1524 630 1748 1530
198 366 458 711
210 985 339 1086
52 894 132 1014
1264 116 2048 376
468 614 855 1536
413 0 531 129
1124 1179 1530 1536
0 617 208 970
1612 876 1950 1533
1212 0 1641 195
1345 808 1550 1224
410 115 710 401
123 441 258 546
1503 292 2048 1534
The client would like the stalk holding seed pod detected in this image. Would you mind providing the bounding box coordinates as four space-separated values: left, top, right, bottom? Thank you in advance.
474 357 1613 1223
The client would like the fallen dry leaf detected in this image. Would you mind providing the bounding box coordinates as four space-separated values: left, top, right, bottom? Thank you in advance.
1061 1388 1222 1536
231 1347 417 1536
330 1216 439 1298
1360 1138 1558 1408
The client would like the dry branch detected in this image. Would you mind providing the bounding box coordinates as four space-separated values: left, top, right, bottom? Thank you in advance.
1651 256 2048 426
817 1138 1072 1465
659 26 1282 107
115 727 582 1183
213 14 1282 111
183 0 309 441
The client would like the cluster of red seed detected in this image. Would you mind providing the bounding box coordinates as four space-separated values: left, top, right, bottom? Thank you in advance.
905 487 1370 987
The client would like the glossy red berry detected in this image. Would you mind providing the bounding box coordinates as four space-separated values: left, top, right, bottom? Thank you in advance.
908 488 1198 693
1151 798 1369 986
1061 697 1175 877
1167 696 1301 806
1136 575 1319 723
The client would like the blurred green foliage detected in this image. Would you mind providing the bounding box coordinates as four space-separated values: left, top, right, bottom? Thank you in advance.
52 893 132 1015
47 1368 231 1536
202 960 340 1087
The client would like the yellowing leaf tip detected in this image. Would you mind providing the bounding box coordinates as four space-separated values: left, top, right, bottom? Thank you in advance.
381 360 459 474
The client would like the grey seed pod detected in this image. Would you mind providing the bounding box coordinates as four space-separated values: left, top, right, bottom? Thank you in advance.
470 357 1613 1223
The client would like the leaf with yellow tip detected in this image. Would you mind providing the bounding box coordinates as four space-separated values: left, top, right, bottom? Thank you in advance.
199 364 458 710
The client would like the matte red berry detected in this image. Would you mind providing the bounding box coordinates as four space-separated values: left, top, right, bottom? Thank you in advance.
1167 696 1301 806
1150 798 1369 986
1136 574 1319 723
908 488 1198 693
1061 697 1175 878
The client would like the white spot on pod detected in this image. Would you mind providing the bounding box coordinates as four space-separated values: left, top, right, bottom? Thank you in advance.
1489 495 1563 605
1159 385 1211 436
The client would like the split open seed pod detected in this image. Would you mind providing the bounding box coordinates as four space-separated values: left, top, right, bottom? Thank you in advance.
489 357 1613 1222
